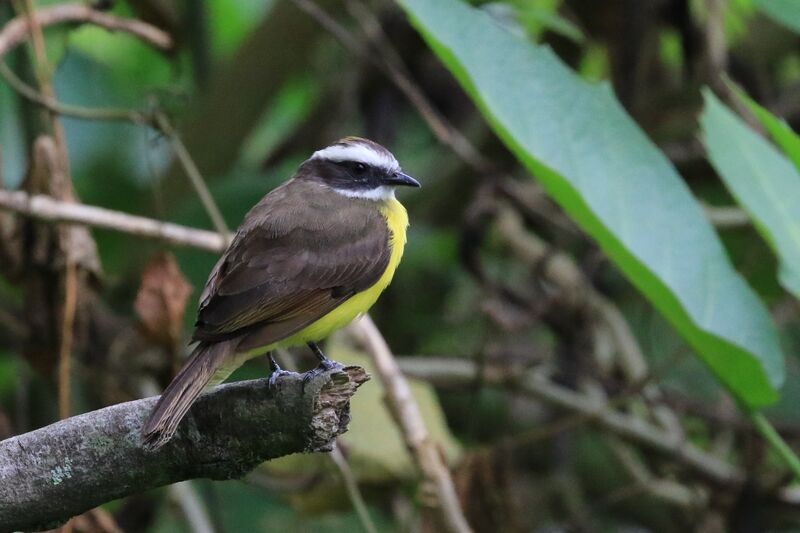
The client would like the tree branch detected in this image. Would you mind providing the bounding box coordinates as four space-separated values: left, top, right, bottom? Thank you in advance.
0 3 173 58
348 317 472 533
0 365 369 531
0 189 227 252
397 357 744 486
0 61 154 126
291 0 492 173
0 191 467 528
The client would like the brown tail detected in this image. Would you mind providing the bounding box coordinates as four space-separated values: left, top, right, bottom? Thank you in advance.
142 340 234 450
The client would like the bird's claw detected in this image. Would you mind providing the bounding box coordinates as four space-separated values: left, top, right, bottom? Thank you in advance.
268 368 300 391
268 354 300 392
301 358 344 388
269 370 297 390
302 341 342 384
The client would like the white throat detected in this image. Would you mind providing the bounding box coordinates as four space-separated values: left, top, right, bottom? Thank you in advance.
331 185 396 201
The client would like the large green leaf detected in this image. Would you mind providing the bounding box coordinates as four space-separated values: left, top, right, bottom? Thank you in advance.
701 90 800 299
398 0 784 406
755 0 800 34
729 82 800 172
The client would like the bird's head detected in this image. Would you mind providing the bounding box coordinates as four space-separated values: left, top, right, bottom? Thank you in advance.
299 137 420 200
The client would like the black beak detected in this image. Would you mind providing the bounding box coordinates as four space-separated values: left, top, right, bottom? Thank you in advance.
384 171 421 188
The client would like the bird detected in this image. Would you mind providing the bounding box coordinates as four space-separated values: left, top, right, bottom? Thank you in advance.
141 137 420 450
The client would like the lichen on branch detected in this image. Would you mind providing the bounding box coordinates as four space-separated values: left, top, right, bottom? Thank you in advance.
0 364 369 532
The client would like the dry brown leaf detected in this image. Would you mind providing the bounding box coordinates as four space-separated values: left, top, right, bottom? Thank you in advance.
134 252 192 349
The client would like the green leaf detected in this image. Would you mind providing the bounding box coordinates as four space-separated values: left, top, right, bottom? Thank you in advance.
68 26 174 90
700 89 800 299
513 3 584 43
755 0 800 34
483 1 583 44
208 0 274 59
398 0 784 406
728 82 800 172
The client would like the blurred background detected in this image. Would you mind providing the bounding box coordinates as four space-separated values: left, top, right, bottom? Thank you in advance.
2 0 800 531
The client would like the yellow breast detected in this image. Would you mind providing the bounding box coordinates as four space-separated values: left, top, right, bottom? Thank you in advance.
272 197 408 348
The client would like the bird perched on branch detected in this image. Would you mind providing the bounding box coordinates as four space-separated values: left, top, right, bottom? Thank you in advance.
142 137 419 449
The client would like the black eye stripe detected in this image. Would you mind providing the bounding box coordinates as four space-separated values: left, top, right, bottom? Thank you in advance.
311 158 388 191
334 160 370 173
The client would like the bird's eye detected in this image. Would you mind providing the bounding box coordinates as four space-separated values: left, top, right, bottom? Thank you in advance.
352 162 367 174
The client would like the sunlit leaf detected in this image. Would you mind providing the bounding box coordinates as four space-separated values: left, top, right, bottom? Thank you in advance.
701 89 800 299
729 81 800 171
510 0 584 43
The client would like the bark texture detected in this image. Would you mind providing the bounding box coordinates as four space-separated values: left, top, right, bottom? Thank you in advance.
0 365 368 532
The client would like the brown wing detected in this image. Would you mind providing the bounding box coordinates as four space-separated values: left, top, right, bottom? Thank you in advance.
191 180 391 348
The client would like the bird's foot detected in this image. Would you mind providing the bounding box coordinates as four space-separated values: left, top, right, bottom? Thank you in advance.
302 342 343 387
269 368 298 390
301 358 343 386
268 354 300 391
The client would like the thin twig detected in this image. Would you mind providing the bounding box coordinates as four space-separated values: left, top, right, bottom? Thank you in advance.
703 203 751 228
496 343 691 457
605 436 705 509
397 357 744 486
19 0 65 154
750 411 800 481
0 62 154 125
348 316 472 533
0 3 173 58
291 0 492 173
272 352 377 533
493 204 683 436
704 0 728 89
330 443 378 533
348 0 491 172
16 0 75 427
168 482 216 533
154 112 231 239
0 3 166 130
0 190 228 252
58 261 76 420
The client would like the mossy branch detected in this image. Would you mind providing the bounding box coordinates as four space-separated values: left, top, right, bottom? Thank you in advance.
0 365 368 532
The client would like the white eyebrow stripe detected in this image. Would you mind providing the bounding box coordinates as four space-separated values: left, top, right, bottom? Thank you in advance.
312 144 399 172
